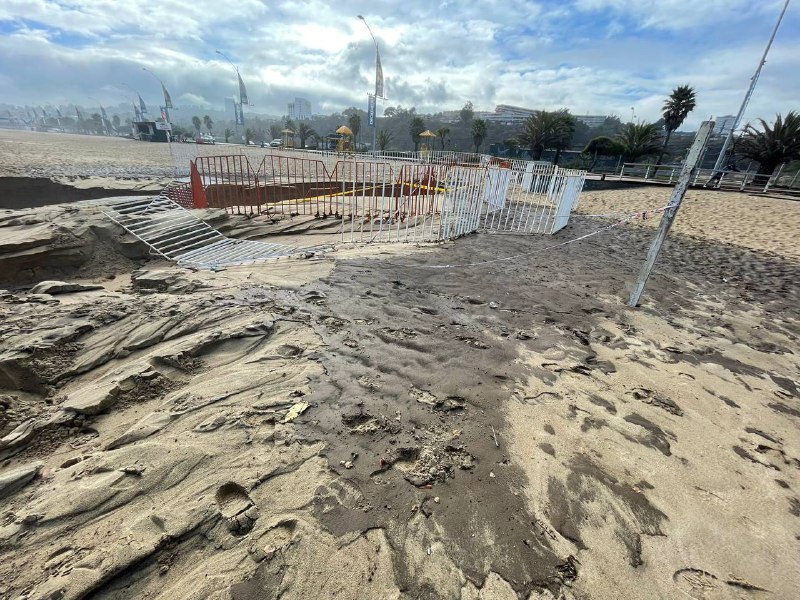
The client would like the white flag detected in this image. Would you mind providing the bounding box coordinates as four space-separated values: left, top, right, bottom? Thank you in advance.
375 51 384 98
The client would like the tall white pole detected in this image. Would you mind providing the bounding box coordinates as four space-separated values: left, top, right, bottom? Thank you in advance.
216 50 242 142
358 15 380 153
712 0 790 172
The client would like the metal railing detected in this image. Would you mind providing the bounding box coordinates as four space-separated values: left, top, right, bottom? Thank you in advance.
617 161 799 193
186 152 588 243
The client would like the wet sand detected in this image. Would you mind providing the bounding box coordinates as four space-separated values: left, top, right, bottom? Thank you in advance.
0 131 798 599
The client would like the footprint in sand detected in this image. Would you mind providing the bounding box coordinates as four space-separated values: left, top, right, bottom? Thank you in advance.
216 482 259 534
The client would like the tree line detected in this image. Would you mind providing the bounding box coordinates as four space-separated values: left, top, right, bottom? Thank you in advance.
173 89 798 179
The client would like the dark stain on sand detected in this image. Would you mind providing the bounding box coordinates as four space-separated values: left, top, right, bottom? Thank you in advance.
292 245 631 596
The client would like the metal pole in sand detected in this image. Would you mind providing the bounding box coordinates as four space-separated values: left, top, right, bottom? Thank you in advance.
628 120 715 308
712 0 790 172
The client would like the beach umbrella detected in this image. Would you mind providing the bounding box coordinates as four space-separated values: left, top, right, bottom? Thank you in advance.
420 129 436 151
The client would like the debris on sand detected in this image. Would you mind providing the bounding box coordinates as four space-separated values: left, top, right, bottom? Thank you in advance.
282 401 310 423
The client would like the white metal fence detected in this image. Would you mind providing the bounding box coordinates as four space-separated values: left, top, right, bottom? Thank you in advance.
167 143 588 243
482 165 586 235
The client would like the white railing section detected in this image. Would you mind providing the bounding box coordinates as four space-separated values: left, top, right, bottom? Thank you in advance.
99 196 301 268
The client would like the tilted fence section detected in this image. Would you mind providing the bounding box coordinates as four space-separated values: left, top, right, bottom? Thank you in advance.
482 164 586 235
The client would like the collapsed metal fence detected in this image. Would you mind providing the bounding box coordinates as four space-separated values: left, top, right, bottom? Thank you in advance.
166 145 586 244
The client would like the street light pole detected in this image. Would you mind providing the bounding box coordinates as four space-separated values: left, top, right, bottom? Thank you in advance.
712 0 790 172
216 50 243 142
358 15 381 154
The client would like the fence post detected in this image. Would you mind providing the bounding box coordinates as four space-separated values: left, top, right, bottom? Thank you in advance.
190 161 208 209
790 168 800 189
764 162 785 192
645 164 652 180
628 120 715 307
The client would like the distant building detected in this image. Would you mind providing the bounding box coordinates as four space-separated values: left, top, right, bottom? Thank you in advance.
714 115 737 137
472 105 536 124
574 115 608 128
288 97 312 121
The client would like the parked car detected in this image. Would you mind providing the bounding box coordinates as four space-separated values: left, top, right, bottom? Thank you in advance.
196 134 215 145
269 139 283 147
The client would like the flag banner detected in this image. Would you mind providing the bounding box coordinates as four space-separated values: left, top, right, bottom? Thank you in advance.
367 94 376 127
133 104 141 121
375 51 384 98
138 94 148 115
234 103 241 126
161 83 173 109
238 72 248 105
161 108 168 122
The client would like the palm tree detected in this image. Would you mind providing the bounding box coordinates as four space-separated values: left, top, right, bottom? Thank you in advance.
224 128 233 143
409 116 425 151
347 114 361 148
550 111 576 165
656 85 696 167
738 112 800 183
192 115 202 134
471 119 488 153
297 122 316 149
517 110 575 161
583 136 625 171
376 129 392 151
615 122 663 162
203 115 214 133
436 126 450 150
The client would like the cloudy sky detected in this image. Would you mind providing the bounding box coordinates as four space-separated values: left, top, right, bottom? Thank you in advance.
0 0 797 128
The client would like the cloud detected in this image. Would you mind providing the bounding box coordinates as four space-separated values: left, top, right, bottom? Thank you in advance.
0 0 797 128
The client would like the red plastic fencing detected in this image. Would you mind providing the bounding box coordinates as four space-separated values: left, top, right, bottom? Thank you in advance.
163 180 194 209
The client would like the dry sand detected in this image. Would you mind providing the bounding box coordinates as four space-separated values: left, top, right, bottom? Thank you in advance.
0 132 799 600
576 186 800 259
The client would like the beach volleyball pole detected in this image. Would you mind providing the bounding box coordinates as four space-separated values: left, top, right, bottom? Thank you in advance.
628 120 715 307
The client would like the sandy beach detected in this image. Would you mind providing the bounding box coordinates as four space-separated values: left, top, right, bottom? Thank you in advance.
1 130 798 599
